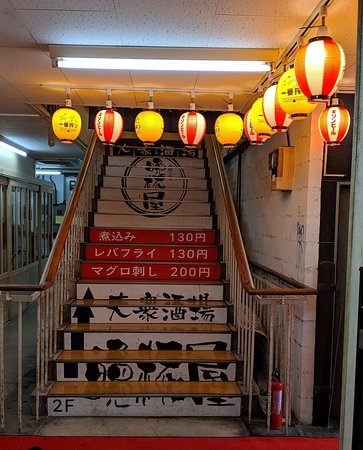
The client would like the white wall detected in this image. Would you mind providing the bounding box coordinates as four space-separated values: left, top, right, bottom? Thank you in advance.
0 149 35 180
225 108 324 423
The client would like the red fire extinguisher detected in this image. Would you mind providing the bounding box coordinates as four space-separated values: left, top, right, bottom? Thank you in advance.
271 380 284 429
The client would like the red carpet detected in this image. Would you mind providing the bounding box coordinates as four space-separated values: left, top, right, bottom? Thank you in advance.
0 436 339 450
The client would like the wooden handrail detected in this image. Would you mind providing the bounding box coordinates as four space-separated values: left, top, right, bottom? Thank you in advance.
208 135 316 297
0 132 99 293
207 135 255 290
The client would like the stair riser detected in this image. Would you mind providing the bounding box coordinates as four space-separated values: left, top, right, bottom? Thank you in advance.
108 156 205 168
89 229 216 245
103 177 208 190
105 166 206 179
56 361 236 382
100 188 209 202
94 214 213 229
81 262 221 281
64 332 231 351
76 283 224 301
97 200 211 216
85 245 218 262
70 305 227 324
47 396 241 417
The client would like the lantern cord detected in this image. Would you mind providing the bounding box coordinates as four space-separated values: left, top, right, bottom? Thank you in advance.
148 90 154 110
286 130 291 147
65 87 72 107
106 88 113 109
227 93 234 112
190 91 196 111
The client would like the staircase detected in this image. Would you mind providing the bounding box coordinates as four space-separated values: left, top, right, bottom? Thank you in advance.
47 148 242 417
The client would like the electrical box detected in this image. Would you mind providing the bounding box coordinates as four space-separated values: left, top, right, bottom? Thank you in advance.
268 146 295 191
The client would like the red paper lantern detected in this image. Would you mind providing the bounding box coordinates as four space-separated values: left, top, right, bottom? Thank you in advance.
243 109 267 145
178 111 206 148
294 36 345 103
94 109 123 146
263 84 293 132
318 99 350 146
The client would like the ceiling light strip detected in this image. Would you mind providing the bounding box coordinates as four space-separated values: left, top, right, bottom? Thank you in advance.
0 140 27 157
55 57 270 72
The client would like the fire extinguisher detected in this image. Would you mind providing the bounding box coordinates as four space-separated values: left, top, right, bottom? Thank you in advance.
271 380 284 429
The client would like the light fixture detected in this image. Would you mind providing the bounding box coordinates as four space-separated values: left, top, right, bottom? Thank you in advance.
214 94 243 149
35 170 62 175
50 45 276 73
277 67 317 120
250 97 274 138
0 136 27 157
178 93 206 148
262 83 292 132
134 91 164 145
318 97 350 146
243 109 267 146
94 89 124 146
294 6 345 103
52 88 82 144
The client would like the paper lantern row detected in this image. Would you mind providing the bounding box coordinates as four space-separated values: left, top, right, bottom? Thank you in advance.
51 35 349 149
246 33 350 147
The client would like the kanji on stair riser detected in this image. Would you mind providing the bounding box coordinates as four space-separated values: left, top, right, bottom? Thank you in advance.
89 228 216 245
81 262 221 280
85 244 218 262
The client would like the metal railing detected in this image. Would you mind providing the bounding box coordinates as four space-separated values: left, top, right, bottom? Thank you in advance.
206 135 316 433
0 132 104 432
0 133 316 433
0 176 53 286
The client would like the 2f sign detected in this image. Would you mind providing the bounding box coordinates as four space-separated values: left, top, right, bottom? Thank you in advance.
51 398 75 413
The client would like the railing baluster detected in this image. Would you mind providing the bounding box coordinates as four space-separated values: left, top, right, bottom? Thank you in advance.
17 301 22 433
0 299 4 432
206 135 315 430
35 299 41 420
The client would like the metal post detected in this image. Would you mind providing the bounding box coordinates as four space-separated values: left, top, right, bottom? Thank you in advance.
267 303 275 432
340 1 363 448
17 302 22 433
0 300 4 432
248 298 256 423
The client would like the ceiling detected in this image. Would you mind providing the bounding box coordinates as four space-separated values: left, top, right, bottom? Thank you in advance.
0 0 358 169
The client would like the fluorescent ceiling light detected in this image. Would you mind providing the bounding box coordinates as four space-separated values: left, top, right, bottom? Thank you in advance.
0 138 27 157
56 57 270 72
36 170 62 175
50 45 278 73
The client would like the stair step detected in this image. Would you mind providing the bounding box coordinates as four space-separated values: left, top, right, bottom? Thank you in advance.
55 350 237 382
81 261 221 280
76 282 224 301
89 228 216 245
110 147 203 159
107 155 206 168
97 199 211 216
49 381 241 396
100 187 209 202
93 213 213 229
57 349 236 362
63 323 232 351
65 323 231 332
72 299 225 307
47 381 242 417
105 165 206 179
70 300 227 324
103 176 208 190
